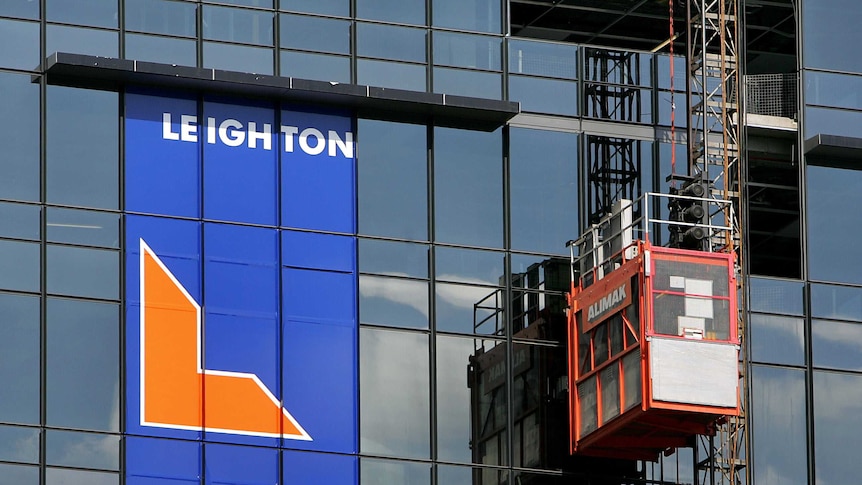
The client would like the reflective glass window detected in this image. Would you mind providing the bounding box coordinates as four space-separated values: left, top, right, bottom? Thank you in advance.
46 86 119 209
437 335 507 464
203 41 274 74
361 458 430 485
213 0 272 8
510 128 578 254
46 298 120 432
508 75 577 116
0 240 39 293
280 50 351 82
280 0 349 17
47 0 117 28
47 208 119 248
125 0 196 37
46 24 119 58
806 71 862 110
437 282 501 335
0 0 39 20
283 451 357 483
47 430 120 470
803 0 862 73
204 444 278 483
751 365 807 485
0 19 39 70
433 68 501 99
811 283 862 321
281 13 350 54
357 23 426 63
656 54 686 90
0 202 39 240
433 32 501 70
45 469 118 485
434 127 503 248
748 277 805 315
203 6 273 45
435 246 503 286
0 425 38 463
807 164 862 284
125 33 197 66
0 464 39 485
356 0 425 25
126 437 201 483
47 245 119 300
814 370 862 485
508 39 577 79
433 0 501 33
0 294 40 424
360 328 430 459
357 119 427 240
357 59 426 91
804 105 862 138
812 319 862 371
0 73 39 202
359 275 428 329
749 313 805 366
359 239 428 279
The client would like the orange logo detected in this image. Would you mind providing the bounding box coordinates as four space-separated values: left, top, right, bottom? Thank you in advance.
139 239 311 440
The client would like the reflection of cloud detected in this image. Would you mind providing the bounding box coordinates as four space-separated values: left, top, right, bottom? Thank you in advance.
359 273 428 317
45 468 116 485
1 430 38 463
436 277 500 310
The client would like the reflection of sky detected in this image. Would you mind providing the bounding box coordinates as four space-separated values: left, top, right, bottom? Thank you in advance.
752 365 807 485
47 430 119 470
45 468 117 485
750 314 805 366
808 166 862 285
814 371 862 485
812 320 862 371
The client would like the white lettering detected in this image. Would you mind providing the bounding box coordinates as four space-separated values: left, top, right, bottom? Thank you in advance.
248 122 272 150
180 115 197 142
299 128 325 155
207 117 217 144
219 118 245 147
586 284 627 322
162 113 180 141
281 126 298 152
328 130 354 158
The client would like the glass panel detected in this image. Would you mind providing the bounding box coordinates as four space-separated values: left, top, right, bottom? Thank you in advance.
0 425 39 463
359 239 428 278
752 365 807 485
812 319 862 371
807 165 862 284
202 5 274 45
125 33 197 66
125 0 196 37
280 0 349 17
0 294 40 425
46 298 120 432
0 0 39 20
437 335 507 464
434 127 502 248
360 458 430 485
45 468 118 485
510 128 578 255
0 203 39 240
749 313 805 366
813 370 862 485
436 282 501 335
47 430 120 470
811 283 862 321
283 451 357 483
748 277 804 315
280 13 350 54
47 0 117 28
357 59 426 91
46 86 119 209
433 67 501 99
0 240 39 293
806 70 862 110
46 24 118 58
204 444 278 483
47 208 119 248
359 275 428 329
803 0 862 72
280 50 351 82
0 19 39 70
804 105 862 138
433 0 501 33
356 0 425 25
508 39 577 79
508 75 577 116
47 246 119 299
0 464 39 485
357 119 427 240
357 23 426 63
433 31 501 70
435 246 503 286
203 41 274 74
0 73 39 202
360 328 430 459
216 0 272 7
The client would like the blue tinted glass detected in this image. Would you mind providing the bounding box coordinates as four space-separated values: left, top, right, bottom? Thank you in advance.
436 282 500 334
203 99 278 225
0 294 40 425
359 239 428 278
283 451 357 483
0 240 39 293
434 127 502 248
204 444 278 483
203 6 273 45
0 464 39 485
807 165 862 284
357 0 425 25
752 366 807 485
357 23 426 62
806 71 862 110
0 19 39 70
811 283 862 321
125 0 196 37
0 1 39 19
45 468 118 485
0 425 39 463
749 313 805 366
280 50 351 82
203 42 274 74
284 268 356 323
47 86 119 209
813 319 862 371
357 59 426 91
434 31 501 70
748 277 804 315
804 105 862 138
803 0 862 72
433 0 500 33
510 128 578 254
47 430 120 470
357 119 427 240
47 246 119 300
0 202 40 240
280 0 349 17
125 34 197 66
814 370 862 485
281 14 350 54
435 246 503 286
508 39 577 79
282 230 355 272
46 24 118 58
47 0 117 28
46 298 120 432
215 0 272 7
126 91 200 217
359 275 429 329
433 67 501 99
0 73 39 202
361 458 431 483
126 437 201 482
47 208 119 248
509 75 577 115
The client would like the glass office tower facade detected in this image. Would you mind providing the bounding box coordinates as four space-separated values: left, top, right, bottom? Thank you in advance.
0 0 856 484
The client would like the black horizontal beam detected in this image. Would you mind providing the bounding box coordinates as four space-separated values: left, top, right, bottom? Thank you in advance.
804 134 862 165
41 52 519 131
